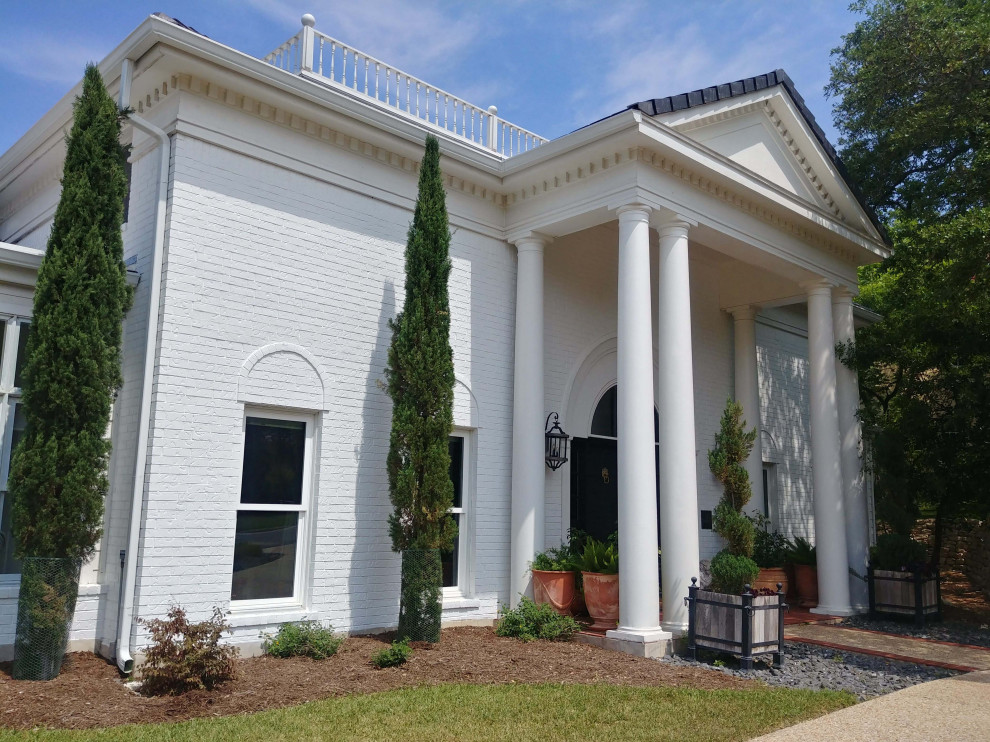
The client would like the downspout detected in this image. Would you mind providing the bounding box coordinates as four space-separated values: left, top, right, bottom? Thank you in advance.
115 57 171 673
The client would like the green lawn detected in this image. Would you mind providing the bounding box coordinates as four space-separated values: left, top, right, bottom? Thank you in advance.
0 683 854 742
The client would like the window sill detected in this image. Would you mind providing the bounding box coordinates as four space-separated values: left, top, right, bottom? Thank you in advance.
226 608 312 628
442 595 481 611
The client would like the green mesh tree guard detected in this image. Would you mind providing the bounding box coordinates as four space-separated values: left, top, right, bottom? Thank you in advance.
12 557 81 680
397 549 442 642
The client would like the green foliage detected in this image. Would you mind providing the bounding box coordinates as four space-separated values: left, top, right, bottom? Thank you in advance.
11 557 81 680
870 533 929 571
712 502 755 560
708 551 760 595
531 545 574 572
139 606 238 696
371 638 413 669
707 399 757 564
9 65 132 562
828 0 990 219
750 513 791 568
262 621 345 660
385 134 457 554
494 597 581 642
786 537 817 567
385 135 455 642
575 536 618 575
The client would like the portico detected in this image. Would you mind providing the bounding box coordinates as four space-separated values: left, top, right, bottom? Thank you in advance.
504 83 887 652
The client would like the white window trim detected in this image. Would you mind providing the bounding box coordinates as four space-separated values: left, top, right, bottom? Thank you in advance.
0 316 29 584
443 428 475 601
230 407 317 614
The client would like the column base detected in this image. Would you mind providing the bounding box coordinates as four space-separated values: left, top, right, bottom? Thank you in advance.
661 621 689 636
574 627 672 659
811 604 857 617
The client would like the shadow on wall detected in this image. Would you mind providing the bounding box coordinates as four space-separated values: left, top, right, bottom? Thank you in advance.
347 280 398 632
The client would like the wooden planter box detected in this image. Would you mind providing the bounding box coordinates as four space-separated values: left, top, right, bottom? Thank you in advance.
868 565 942 626
685 578 787 670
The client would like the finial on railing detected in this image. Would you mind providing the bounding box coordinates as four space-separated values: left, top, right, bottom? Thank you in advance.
300 14 316 72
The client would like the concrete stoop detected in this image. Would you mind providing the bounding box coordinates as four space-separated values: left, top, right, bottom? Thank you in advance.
574 629 680 659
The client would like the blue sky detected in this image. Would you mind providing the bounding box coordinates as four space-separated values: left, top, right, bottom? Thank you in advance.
0 1 862 155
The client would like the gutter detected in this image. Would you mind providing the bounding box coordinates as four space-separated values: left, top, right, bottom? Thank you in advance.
115 57 171 674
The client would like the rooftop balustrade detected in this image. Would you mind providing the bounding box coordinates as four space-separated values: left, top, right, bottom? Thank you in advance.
264 14 547 158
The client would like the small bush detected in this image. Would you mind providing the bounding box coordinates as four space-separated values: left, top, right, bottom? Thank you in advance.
371 638 413 668
139 606 238 696
786 536 817 566
709 550 760 594
495 597 581 642
263 621 344 660
531 545 574 572
750 513 791 568
870 533 929 571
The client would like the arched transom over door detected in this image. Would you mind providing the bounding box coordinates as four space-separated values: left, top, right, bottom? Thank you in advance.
569 386 661 544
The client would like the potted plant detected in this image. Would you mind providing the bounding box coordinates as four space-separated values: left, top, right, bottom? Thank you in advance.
750 513 791 595
576 536 618 630
868 533 941 625
787 537 818 608
531 545 577 615
685 399 785 670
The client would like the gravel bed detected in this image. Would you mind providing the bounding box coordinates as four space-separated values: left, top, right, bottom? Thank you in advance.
841 615 990 648
661 642 958 700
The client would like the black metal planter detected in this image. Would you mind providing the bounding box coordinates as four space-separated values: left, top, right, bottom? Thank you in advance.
867 565 942 626
685 578 788 671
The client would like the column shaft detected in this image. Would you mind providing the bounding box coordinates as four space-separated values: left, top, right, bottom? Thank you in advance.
509 236 545 605
731 307 763 513
833 290 870 610
805 281 853 615
608 204 664 643
656 217 700 633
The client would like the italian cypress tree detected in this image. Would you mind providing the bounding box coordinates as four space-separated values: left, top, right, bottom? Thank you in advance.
9 65 131 679
385 135 456 641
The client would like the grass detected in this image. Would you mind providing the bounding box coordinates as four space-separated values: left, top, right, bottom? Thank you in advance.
0 683 855 741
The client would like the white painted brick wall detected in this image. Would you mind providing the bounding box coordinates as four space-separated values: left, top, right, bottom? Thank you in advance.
128 126 514 653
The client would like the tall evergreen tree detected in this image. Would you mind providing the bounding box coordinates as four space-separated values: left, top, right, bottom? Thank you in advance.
385 135 456 640
9 64 132 562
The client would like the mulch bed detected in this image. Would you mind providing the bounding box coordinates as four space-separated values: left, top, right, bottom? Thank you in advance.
0 627 757 731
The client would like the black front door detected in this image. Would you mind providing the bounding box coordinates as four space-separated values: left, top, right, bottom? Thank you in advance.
570 437 661 545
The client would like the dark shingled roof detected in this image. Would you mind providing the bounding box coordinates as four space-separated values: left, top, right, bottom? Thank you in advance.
627 69 888 244
152 12 209 38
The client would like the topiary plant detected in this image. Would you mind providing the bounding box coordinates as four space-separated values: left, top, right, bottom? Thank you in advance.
709 551 761 594
870 533 928 571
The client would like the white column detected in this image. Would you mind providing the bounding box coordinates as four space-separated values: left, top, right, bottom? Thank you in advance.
833 288 870 611
656 215 700 633
730 306 763 513
804 279 853 616
606 204 667 645
509 234 546 605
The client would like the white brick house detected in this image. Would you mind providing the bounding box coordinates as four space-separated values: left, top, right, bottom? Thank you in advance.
0 14 888 665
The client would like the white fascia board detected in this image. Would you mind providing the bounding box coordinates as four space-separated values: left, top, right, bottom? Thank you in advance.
0 242 43 270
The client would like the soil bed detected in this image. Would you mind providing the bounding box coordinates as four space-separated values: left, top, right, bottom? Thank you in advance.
0 627 755 731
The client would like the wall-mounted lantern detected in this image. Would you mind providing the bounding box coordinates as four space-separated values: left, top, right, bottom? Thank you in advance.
544 412 570 471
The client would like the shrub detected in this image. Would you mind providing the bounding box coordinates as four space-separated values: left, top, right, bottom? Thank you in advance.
576 537 618 574
709 551 760 594
786 536 817 566
870 533 928 571
531 545 574 572
708 399 758 568
263 621 344 660
712 502 755 559
494 597 581 642
139 606 238 696
750 513 791 568
371 638 413 668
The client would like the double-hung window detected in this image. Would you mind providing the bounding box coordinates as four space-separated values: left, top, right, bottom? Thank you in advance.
231 411 314 608
441 433 470 593
0 318 30 580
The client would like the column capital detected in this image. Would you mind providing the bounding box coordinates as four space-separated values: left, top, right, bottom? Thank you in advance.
512 232 551 254
615 202 653 221
727 304 758 321
653 211 696 239
831 286 856 305
800 278 835 297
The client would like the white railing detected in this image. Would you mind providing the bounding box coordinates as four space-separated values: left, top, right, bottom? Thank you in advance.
262 15 547 158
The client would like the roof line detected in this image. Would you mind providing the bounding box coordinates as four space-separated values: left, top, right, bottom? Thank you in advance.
627 69 890 246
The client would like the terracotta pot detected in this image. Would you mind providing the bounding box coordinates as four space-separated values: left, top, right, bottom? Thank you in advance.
532 570 576 615
753 567 789 597
582 572 619 630
793 564 819 608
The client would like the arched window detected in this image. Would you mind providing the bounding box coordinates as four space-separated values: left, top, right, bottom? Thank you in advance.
589 386 659 442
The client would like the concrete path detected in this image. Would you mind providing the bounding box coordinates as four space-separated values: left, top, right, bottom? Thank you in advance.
784 623 990 672
751 670 990 741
